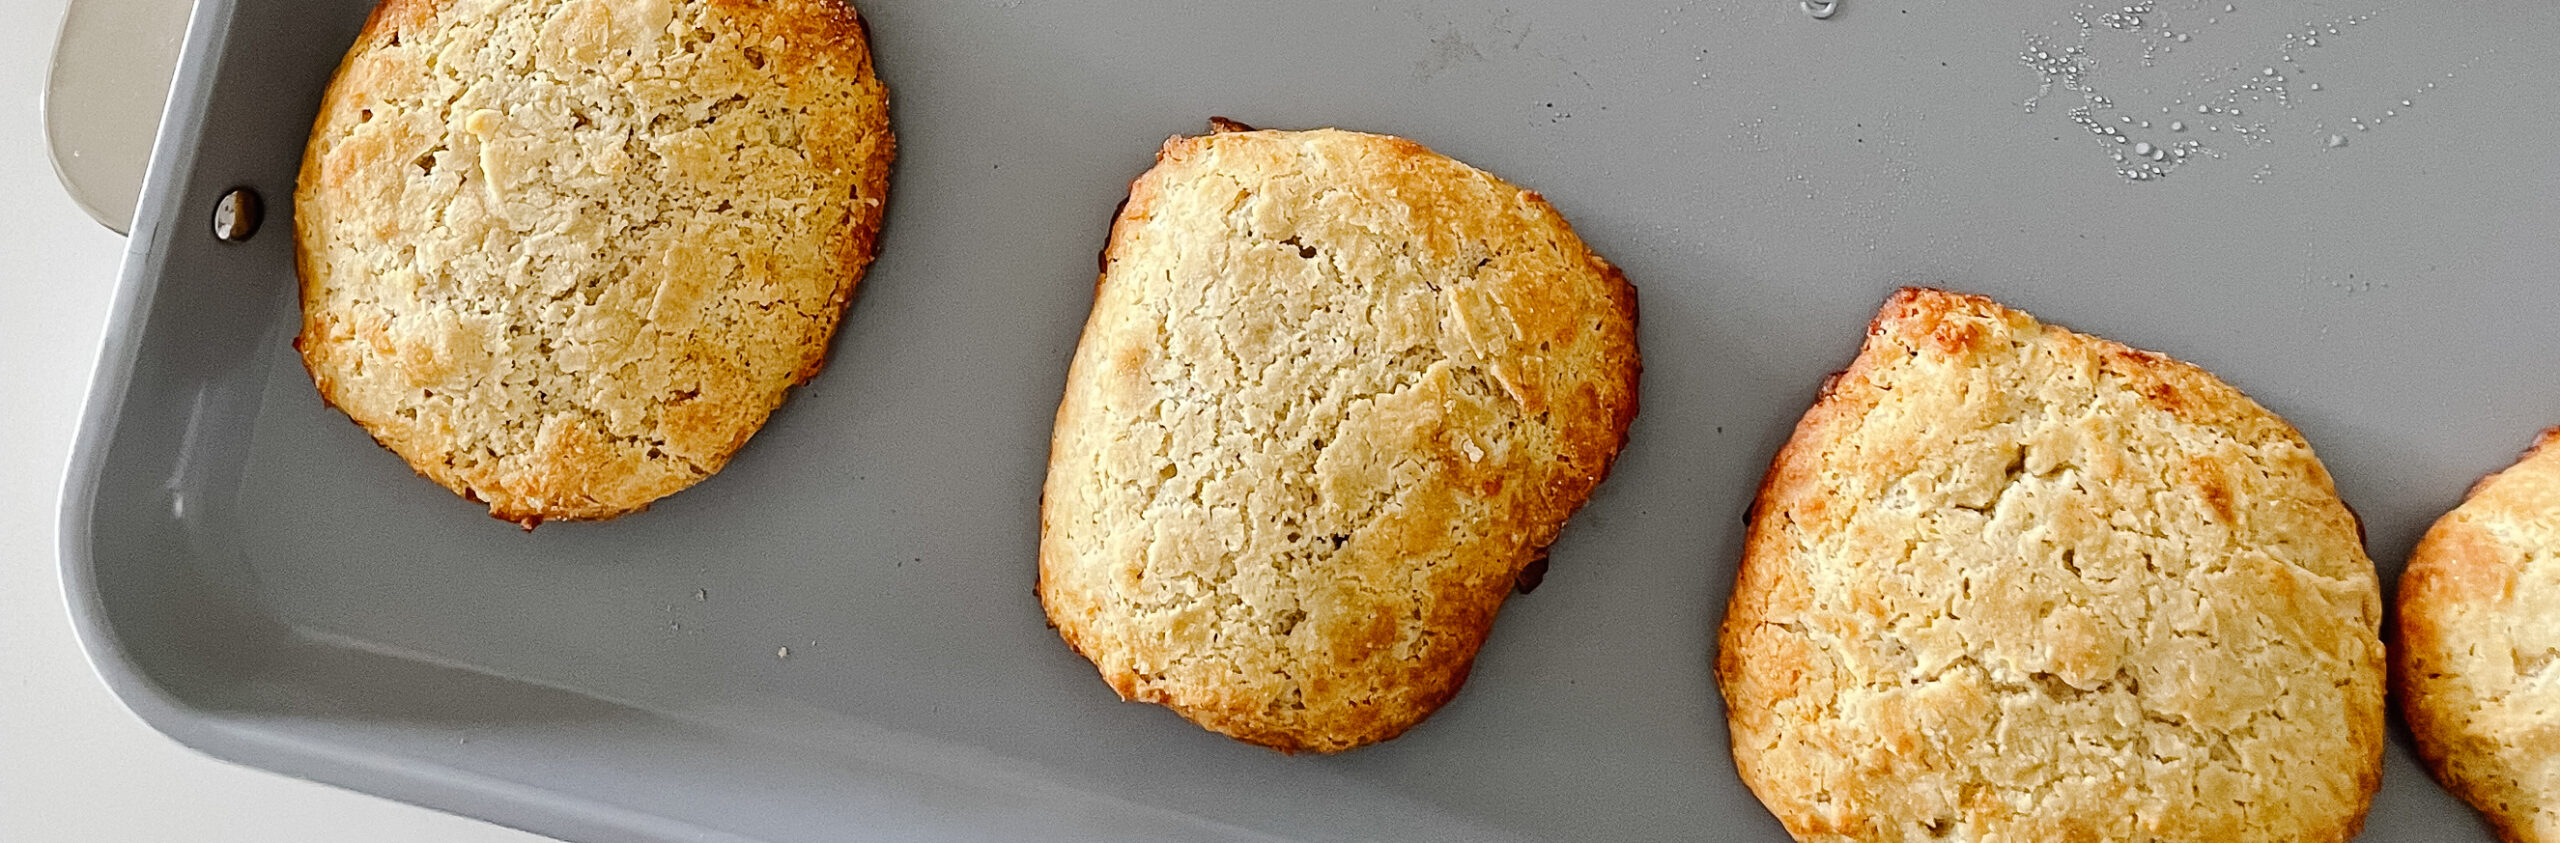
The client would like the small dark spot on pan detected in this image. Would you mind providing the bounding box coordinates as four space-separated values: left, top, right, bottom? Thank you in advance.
1514 554 1551 594
1097 195 1133 274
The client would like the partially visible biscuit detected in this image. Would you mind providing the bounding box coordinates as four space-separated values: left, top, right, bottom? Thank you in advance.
1039 125 1639 753
294 0 893 525
2397 428 2560 843
1718 288 2384 841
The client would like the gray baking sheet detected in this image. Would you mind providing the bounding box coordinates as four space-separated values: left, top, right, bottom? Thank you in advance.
62 0 2560 839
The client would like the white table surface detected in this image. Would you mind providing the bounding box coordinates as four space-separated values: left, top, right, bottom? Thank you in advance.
0 0 541 838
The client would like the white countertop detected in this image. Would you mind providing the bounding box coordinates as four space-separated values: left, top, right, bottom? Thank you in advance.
0 0 539 838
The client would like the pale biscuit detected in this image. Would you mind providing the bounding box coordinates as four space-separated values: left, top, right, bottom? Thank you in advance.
1719 288 2384 841
1040 124 1639 753
294 0 892 525
2397 427 2560 843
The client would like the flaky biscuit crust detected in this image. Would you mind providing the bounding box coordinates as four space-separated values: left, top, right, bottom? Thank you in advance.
1040 126 1639 753
295 0 892 525
1719 288 2383 841
2397 428 2560 843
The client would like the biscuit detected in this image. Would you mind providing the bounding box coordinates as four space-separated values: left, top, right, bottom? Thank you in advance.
2396 427 2560 843
1039 123 1639 753
293 0 892 526
1717 288 2384 841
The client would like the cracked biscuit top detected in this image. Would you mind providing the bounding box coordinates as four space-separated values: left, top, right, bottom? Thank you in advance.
1039 125 1639 753
2397 427 2560 843
294 0 891 526
1718 288 2383 841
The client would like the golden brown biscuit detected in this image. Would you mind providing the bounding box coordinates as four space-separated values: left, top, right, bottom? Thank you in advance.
2397 427 2560 843
1040 123 1639 753
1719 288 2384 841
294 0 892 526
